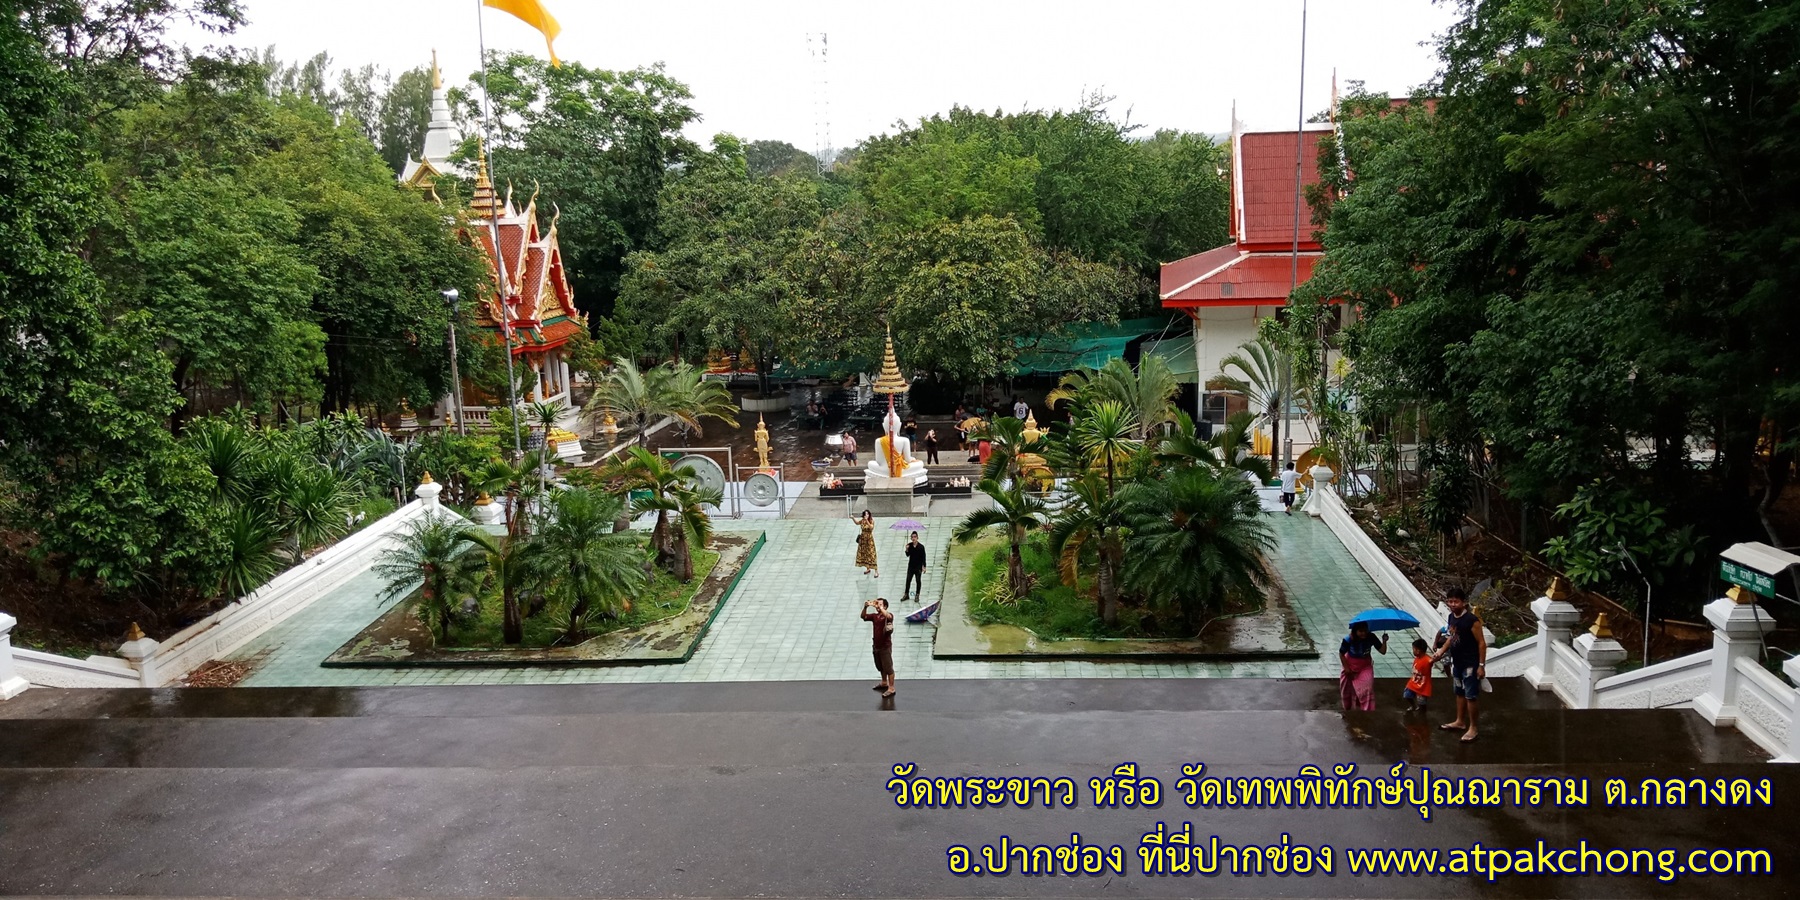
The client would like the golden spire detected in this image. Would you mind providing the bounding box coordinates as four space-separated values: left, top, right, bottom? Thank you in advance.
1589 613 1613 639
469 149 503 220
872 326 909 395
431 49 442 89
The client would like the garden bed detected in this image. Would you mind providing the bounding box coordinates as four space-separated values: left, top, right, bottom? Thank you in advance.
323 531 764 667
933 533 1315 661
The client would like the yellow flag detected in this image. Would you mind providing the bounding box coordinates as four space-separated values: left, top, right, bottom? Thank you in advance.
484 0 561 66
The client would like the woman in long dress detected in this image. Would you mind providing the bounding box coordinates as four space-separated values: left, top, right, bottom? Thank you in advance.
852 509 879 576
1338 622 1388 710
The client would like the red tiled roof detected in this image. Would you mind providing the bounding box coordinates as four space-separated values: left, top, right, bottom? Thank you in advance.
510 315 584 353
1159 244 1243 300
517 245 548 323
1162 251 1322 306
1236 130 1328 251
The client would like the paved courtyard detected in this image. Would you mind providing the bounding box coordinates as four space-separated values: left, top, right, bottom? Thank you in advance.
235 509 1405 686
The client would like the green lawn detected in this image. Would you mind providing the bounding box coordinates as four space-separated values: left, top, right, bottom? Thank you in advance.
438 542 721 649
963 532 1162 639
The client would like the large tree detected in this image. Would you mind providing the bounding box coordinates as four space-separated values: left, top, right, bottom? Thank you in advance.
454 53 701 318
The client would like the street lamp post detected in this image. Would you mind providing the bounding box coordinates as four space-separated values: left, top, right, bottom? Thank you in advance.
442 289 466 436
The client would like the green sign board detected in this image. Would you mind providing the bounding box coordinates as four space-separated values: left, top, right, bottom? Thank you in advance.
1719 559 1776 598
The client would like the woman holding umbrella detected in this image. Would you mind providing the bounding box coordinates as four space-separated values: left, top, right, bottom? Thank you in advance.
1339 623 1387 710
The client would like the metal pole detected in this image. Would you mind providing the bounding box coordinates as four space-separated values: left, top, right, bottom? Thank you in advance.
1283 0 1309 471
476 0 523 458
445 291 466 436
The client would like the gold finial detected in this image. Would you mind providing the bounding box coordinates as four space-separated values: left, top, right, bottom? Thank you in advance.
474 491 494 506
1545 575 1572 602
1728 584 1755 605
1589 613 1613 639
420 470 435 484
1022 411 1041 443
431 49 442 89
872 326 909 395
125 622 145 642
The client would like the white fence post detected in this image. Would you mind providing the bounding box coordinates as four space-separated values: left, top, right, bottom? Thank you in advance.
1571 614 1628 708
0 612 30 700
1694 587 1778 727
416 471 443 508
1526 577 1581 691
116 623 163 688
1778 657 1800 764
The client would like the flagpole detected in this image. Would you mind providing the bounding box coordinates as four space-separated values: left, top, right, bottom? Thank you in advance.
1283 0 1308 472
476 0 524 459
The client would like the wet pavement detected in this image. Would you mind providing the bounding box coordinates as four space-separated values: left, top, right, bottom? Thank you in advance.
0 679 1785 898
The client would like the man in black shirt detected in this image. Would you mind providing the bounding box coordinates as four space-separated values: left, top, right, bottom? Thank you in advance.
901 531 927 602
1431 587 1487 743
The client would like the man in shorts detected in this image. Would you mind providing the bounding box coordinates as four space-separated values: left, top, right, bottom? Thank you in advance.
861 597 895 697
1278 462 1300 515
1431 587 1486 742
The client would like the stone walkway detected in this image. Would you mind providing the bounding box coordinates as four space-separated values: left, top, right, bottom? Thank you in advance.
236 511 1405 686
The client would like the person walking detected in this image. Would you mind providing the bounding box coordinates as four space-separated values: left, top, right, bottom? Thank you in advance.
852 509 879 577
1279 462 1300 515
1013 397 1029 420
1433 587 1487 742
1338 621 1388 710
923 429 940 465
901 531 926 602
841 431 858 465
861 597 895 697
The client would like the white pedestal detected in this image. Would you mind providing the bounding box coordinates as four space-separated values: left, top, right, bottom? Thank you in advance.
1694 597 1777 727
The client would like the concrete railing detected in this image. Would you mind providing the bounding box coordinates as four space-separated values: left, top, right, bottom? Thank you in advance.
1 478 460 697
1517 583 1800 761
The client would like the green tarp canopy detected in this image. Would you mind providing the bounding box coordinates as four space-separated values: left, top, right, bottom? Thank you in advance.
1141 334 1200 384
769 356 874 379
1010 317 1187 376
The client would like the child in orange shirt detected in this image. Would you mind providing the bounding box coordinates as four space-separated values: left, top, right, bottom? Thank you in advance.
1402 638 1432 712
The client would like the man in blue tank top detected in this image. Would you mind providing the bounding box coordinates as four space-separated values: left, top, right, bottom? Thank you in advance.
1432 587 1486 742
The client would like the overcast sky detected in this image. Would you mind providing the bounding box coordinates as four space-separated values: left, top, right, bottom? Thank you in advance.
184 0 1457 152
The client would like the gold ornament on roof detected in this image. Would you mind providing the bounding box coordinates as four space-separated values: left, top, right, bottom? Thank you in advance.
872 326 909 395
469 151 503 220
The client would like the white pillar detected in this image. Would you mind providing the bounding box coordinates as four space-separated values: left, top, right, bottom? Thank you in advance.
416 472 443 509
1694 588 1778 727
0 612 30 700
1571 615 1628 708
117 623 162 688
1526 583 1581 691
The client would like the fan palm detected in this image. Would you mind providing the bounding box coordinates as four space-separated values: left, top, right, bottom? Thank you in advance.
535 488 649 637
373 515 482 643
476 449 553 537
1047 355 1180 440
1217 338 1293 471
1120 466 1276 632
951 478 1051 599
1047 473 1130 625
1070 400 1141 493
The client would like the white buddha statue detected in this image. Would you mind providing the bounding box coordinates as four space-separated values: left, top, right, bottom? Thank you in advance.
864 401 929 488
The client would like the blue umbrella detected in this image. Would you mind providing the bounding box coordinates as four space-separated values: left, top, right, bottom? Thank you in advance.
1348 608 1420 632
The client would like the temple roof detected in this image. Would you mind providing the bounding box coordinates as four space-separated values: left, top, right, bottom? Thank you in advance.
464 172 583 353
399 51 470 188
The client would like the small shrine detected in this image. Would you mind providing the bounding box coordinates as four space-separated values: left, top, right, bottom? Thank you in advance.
398 53 588 432
862 328 928 514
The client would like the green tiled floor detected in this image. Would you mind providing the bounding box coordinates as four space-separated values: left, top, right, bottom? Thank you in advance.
235 511 1405 686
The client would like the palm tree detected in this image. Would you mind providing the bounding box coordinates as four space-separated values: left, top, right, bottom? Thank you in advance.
969 416 1047 484
186 418 259 505
1217 338 1293 471
582 357 739 445
1047 355 1180 440
457 529 545 645
1070 400 1142 493
535 488 648 638
476 449 553 537
607 446 719 579
1155 411 1274 482
1119 466 1276 632
373 516 482 643
1047 473 1130 625
951 478 1051 599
